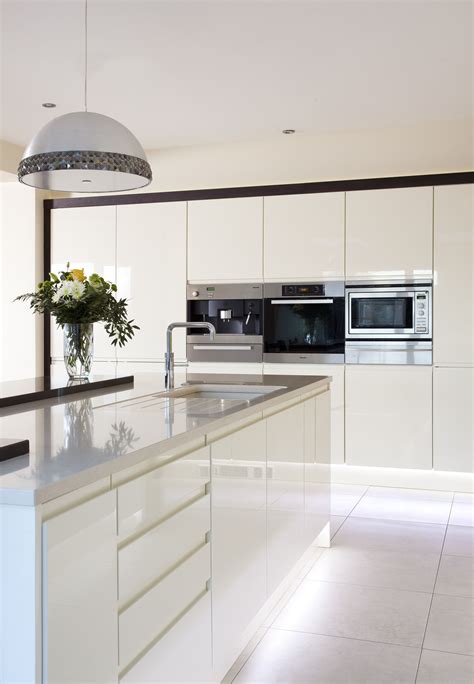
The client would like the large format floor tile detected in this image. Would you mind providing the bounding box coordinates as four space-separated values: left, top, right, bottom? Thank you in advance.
351 487 452 525
329 484 368 516
233 628 420 684
416 649 474 684
350 487 453 525
424 594 474 656
307 545 439 592
330 515 346 538
444 525 474 557
333 517 446 554
450 494 474 527
273 579 431 647
435 555 474 598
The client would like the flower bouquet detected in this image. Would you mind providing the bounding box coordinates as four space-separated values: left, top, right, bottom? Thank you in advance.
16 265 138 379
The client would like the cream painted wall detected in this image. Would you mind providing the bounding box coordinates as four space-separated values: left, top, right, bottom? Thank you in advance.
0 182 45 381
0 139 22 177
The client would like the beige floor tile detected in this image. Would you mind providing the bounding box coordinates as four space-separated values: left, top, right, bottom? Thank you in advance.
424 594 474 656
273 579 431 647
330 515 346 538
450 495 474 527
351 487 452 525
233 628 420 683
444 526 474 557
307 545 439 592
416 649 474 684
435 555 474 598
334 517 446 554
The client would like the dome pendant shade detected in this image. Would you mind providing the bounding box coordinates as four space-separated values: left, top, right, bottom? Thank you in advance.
18 111 152 192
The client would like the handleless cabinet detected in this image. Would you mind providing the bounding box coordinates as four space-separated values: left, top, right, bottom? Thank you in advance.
434 184 474 365
116 202 187 363
345 365 432 469
187 196 263 282
434 367 473 473
42 490 118 684
263 192 345 281
50 205 117 361
210 419 267 677
346 187 433 280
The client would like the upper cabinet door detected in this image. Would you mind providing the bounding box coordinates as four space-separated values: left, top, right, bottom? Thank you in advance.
264 193 345 281
50 205 117 361
434 184 474 366
346 187 433 280
116 202 187 362
187 197 263 282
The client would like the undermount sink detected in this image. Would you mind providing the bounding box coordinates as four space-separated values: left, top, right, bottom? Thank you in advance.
163 384 286 402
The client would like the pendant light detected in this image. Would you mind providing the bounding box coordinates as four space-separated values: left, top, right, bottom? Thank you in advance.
18 0 152 193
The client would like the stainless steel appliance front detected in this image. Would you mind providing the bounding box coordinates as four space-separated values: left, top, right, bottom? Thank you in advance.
345 281 432 364
186 283 263 362
263 282 345 364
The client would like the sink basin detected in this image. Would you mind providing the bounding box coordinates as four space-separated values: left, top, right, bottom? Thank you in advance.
164 384 286 401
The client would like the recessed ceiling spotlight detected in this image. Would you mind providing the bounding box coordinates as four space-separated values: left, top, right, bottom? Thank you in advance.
42 102 56 108
282 129 296 135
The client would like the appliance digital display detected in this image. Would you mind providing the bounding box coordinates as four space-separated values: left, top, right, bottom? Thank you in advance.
282 284 325 297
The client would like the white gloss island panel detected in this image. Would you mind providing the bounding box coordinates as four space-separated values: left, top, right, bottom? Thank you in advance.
345 365 433 469
345 186 433 280
434 367 473 473
116 202 187 362
263 192 345 280
434 184 474 366
187 196 263 282
50 205 117 361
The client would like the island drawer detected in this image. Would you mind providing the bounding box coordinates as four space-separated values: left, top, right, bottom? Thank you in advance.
118 493 210 607
117 445 210 540
119 543 211 671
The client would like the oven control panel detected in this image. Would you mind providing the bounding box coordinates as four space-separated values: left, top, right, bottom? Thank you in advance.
282 284 325 297
414 292 429 333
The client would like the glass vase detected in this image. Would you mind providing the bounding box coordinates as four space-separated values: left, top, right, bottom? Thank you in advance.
63 323 94 380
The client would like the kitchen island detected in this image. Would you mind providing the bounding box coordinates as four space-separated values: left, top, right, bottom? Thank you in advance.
0 372 331 684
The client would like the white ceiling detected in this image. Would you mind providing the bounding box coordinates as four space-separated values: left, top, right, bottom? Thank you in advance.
1 0 472 151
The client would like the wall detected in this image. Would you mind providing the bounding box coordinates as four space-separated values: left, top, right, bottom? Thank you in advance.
140 120 473 193
0 182 45 381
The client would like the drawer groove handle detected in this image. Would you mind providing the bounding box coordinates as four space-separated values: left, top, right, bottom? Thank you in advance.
118 488 209 550
118 587 209 680
114 444 209 489
118 540 209 615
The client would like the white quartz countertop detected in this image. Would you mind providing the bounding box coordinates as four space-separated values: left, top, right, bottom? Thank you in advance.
0 372 331 506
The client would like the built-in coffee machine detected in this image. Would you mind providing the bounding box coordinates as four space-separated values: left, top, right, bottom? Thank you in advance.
186 284 263 362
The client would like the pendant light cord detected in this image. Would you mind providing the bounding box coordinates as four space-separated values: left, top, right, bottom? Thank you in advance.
84 0 88 112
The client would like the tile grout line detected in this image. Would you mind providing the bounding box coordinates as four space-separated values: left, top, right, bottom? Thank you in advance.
413 492 455 683
271 624 423 652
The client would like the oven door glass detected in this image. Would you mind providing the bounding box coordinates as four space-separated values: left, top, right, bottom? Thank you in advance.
264 299 345 354
350 295 413 332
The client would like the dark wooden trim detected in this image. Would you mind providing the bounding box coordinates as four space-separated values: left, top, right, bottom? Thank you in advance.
44 171 474 209
43 202 52 378
42 170 474 375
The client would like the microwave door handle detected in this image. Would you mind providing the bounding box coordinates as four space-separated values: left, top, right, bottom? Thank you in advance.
270 299 334 305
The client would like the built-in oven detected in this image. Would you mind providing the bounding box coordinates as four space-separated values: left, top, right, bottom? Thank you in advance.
263 282 345 364
186 283 263 362
345 282 432 364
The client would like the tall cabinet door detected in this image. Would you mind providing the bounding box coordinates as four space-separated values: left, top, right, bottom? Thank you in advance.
434 367 473 473
42 491 118 684
346 187 433 280
263 192 345 281
187 197 263 282
210 420 267 678
116 202 187 363
50 206 117 361
266 402 306 595
434 184 474 365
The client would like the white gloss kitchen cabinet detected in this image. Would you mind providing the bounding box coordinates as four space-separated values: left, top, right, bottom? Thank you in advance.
263 192 345 281
346 187 433 280
187 196 263 282
434 367 473 473
345 365 432 469
116 202 187 363
434 184 474 366
264 363 345 464
50 205 117 361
